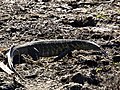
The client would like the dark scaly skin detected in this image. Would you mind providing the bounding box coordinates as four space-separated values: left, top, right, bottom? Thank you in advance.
11 39 101 58
8 39 102 64
7 39 102 80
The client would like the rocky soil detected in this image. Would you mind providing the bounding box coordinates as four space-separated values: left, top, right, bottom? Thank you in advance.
0 0 120 90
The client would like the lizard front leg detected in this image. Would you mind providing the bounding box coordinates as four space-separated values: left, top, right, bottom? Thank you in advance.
27 47 39 60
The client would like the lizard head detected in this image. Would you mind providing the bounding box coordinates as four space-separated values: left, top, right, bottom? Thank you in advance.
79 40 108 57
75 40 101 51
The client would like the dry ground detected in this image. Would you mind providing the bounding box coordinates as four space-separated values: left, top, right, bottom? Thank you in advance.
0 0 120 90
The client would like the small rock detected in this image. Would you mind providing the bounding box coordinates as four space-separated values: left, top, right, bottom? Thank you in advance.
6 27 20 33
86 75 101 85
60 74 71 83
91 34 101 39
112 55 120 63
101 60 109 65
69 19 83 27
57 82 82 90
69 84 82 90
0 35 4 40
42 0 51 2
68 1 79 9
71 73 86 84
80 59 98 67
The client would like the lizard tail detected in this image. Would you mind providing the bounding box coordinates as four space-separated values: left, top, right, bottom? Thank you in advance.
6 45 15 71
6 45 24 81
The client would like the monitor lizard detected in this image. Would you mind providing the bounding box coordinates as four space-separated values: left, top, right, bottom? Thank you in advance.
6 39 104 80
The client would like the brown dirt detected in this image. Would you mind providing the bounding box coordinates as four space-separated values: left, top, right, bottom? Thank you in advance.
0 0 120 90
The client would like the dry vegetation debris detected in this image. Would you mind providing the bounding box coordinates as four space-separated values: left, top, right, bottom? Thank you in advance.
0 0 120 90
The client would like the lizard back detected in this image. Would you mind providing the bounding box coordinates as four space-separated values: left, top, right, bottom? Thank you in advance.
13 39 101 57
